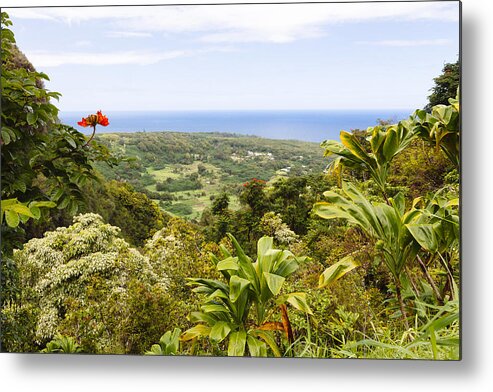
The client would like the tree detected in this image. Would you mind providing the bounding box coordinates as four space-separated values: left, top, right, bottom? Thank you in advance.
425 60 460 111
1 12 117 255
313 183 421 329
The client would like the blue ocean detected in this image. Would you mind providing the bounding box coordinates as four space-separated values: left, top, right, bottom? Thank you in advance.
60 110 413 143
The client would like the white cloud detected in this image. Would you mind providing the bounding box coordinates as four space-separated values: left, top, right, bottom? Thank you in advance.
9 2 459 44
24 46 235 67
25 50 188 67
106 31 152 38
357 39 452 47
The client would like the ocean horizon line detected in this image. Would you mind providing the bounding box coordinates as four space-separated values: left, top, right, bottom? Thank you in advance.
60 109 412 143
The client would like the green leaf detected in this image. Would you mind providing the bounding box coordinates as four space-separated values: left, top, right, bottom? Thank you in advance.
57 197 70 210
246 335 267 357
227 330 247 356
382 127 399 161
229 275 250 303
5 210 20 228
29 201 56 208
319 256 360 288
340 131 371 164
201 304 229 314
10 203 35 218
65 136 77 149
189 311 216 326
209 321 231 343
284 292 313 315
181 324 211 341
26 112 38 125
1 129 11 144
263 272 285 296
405 224 438 253
29 206 41 220
145 344 165 355
217 256 239 271
257 236 273 259
251 330 281 357
1 199 18 209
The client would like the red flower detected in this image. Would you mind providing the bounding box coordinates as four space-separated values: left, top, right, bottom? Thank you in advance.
96 110 109 126
77 118 88 127
77 111 109 128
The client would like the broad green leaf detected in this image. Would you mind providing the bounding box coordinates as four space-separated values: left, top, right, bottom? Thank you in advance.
246 335 267 357
406 224 438 253
227 233 259 291
319 256 360 288
217 256 239 271
29 200 56 209
163 328 181 355
227 330 247 356
274 257 299 278
1 199 18 209
29 206 41 220
65 136 77 148
189 311 216 326
207 289 229 301
229 275 250 303
5 210 20 228
181 324 211 341
1 129 10 144
284 292 313 315
209 321 231 343
382 127 399 161
57 197 70 210
263 272 285 296
26 112 37 125
251 330 281 357
201 304 229 314
145 344 165 355
340 131 371 164
257 236 274 259
10 203 35 218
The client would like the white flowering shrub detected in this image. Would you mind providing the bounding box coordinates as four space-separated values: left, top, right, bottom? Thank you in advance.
260 212 299 245
3 213 169 353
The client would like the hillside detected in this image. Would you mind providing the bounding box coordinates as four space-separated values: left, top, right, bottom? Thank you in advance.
94 131 327 219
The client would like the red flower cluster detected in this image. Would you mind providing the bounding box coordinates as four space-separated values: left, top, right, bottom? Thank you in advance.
77 110 109 128
243 178 266 187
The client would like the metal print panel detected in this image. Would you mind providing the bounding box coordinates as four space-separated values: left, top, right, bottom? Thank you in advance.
0 1 460 359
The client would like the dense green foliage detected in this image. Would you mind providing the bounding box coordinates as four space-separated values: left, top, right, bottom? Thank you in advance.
1 13 460 359
93 131 326 220
183 235 311 356
0 12 117 254
425 60 460 111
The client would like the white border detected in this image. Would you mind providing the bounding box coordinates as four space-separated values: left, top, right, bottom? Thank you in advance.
2 1 492 391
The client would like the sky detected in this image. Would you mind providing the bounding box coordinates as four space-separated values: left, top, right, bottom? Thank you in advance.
5 1 460 112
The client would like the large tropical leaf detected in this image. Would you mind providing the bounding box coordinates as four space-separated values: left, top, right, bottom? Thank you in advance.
318 256 360 288
263 272 285 296
229 275 250 303
283 292 313 315
181 324 211 341
246 335 268 357
209 321 232 343
228 330 247 356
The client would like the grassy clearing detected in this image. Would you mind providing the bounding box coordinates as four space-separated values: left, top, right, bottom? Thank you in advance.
146 161 241 219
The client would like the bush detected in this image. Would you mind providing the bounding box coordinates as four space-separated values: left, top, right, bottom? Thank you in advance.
3 213 170 354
